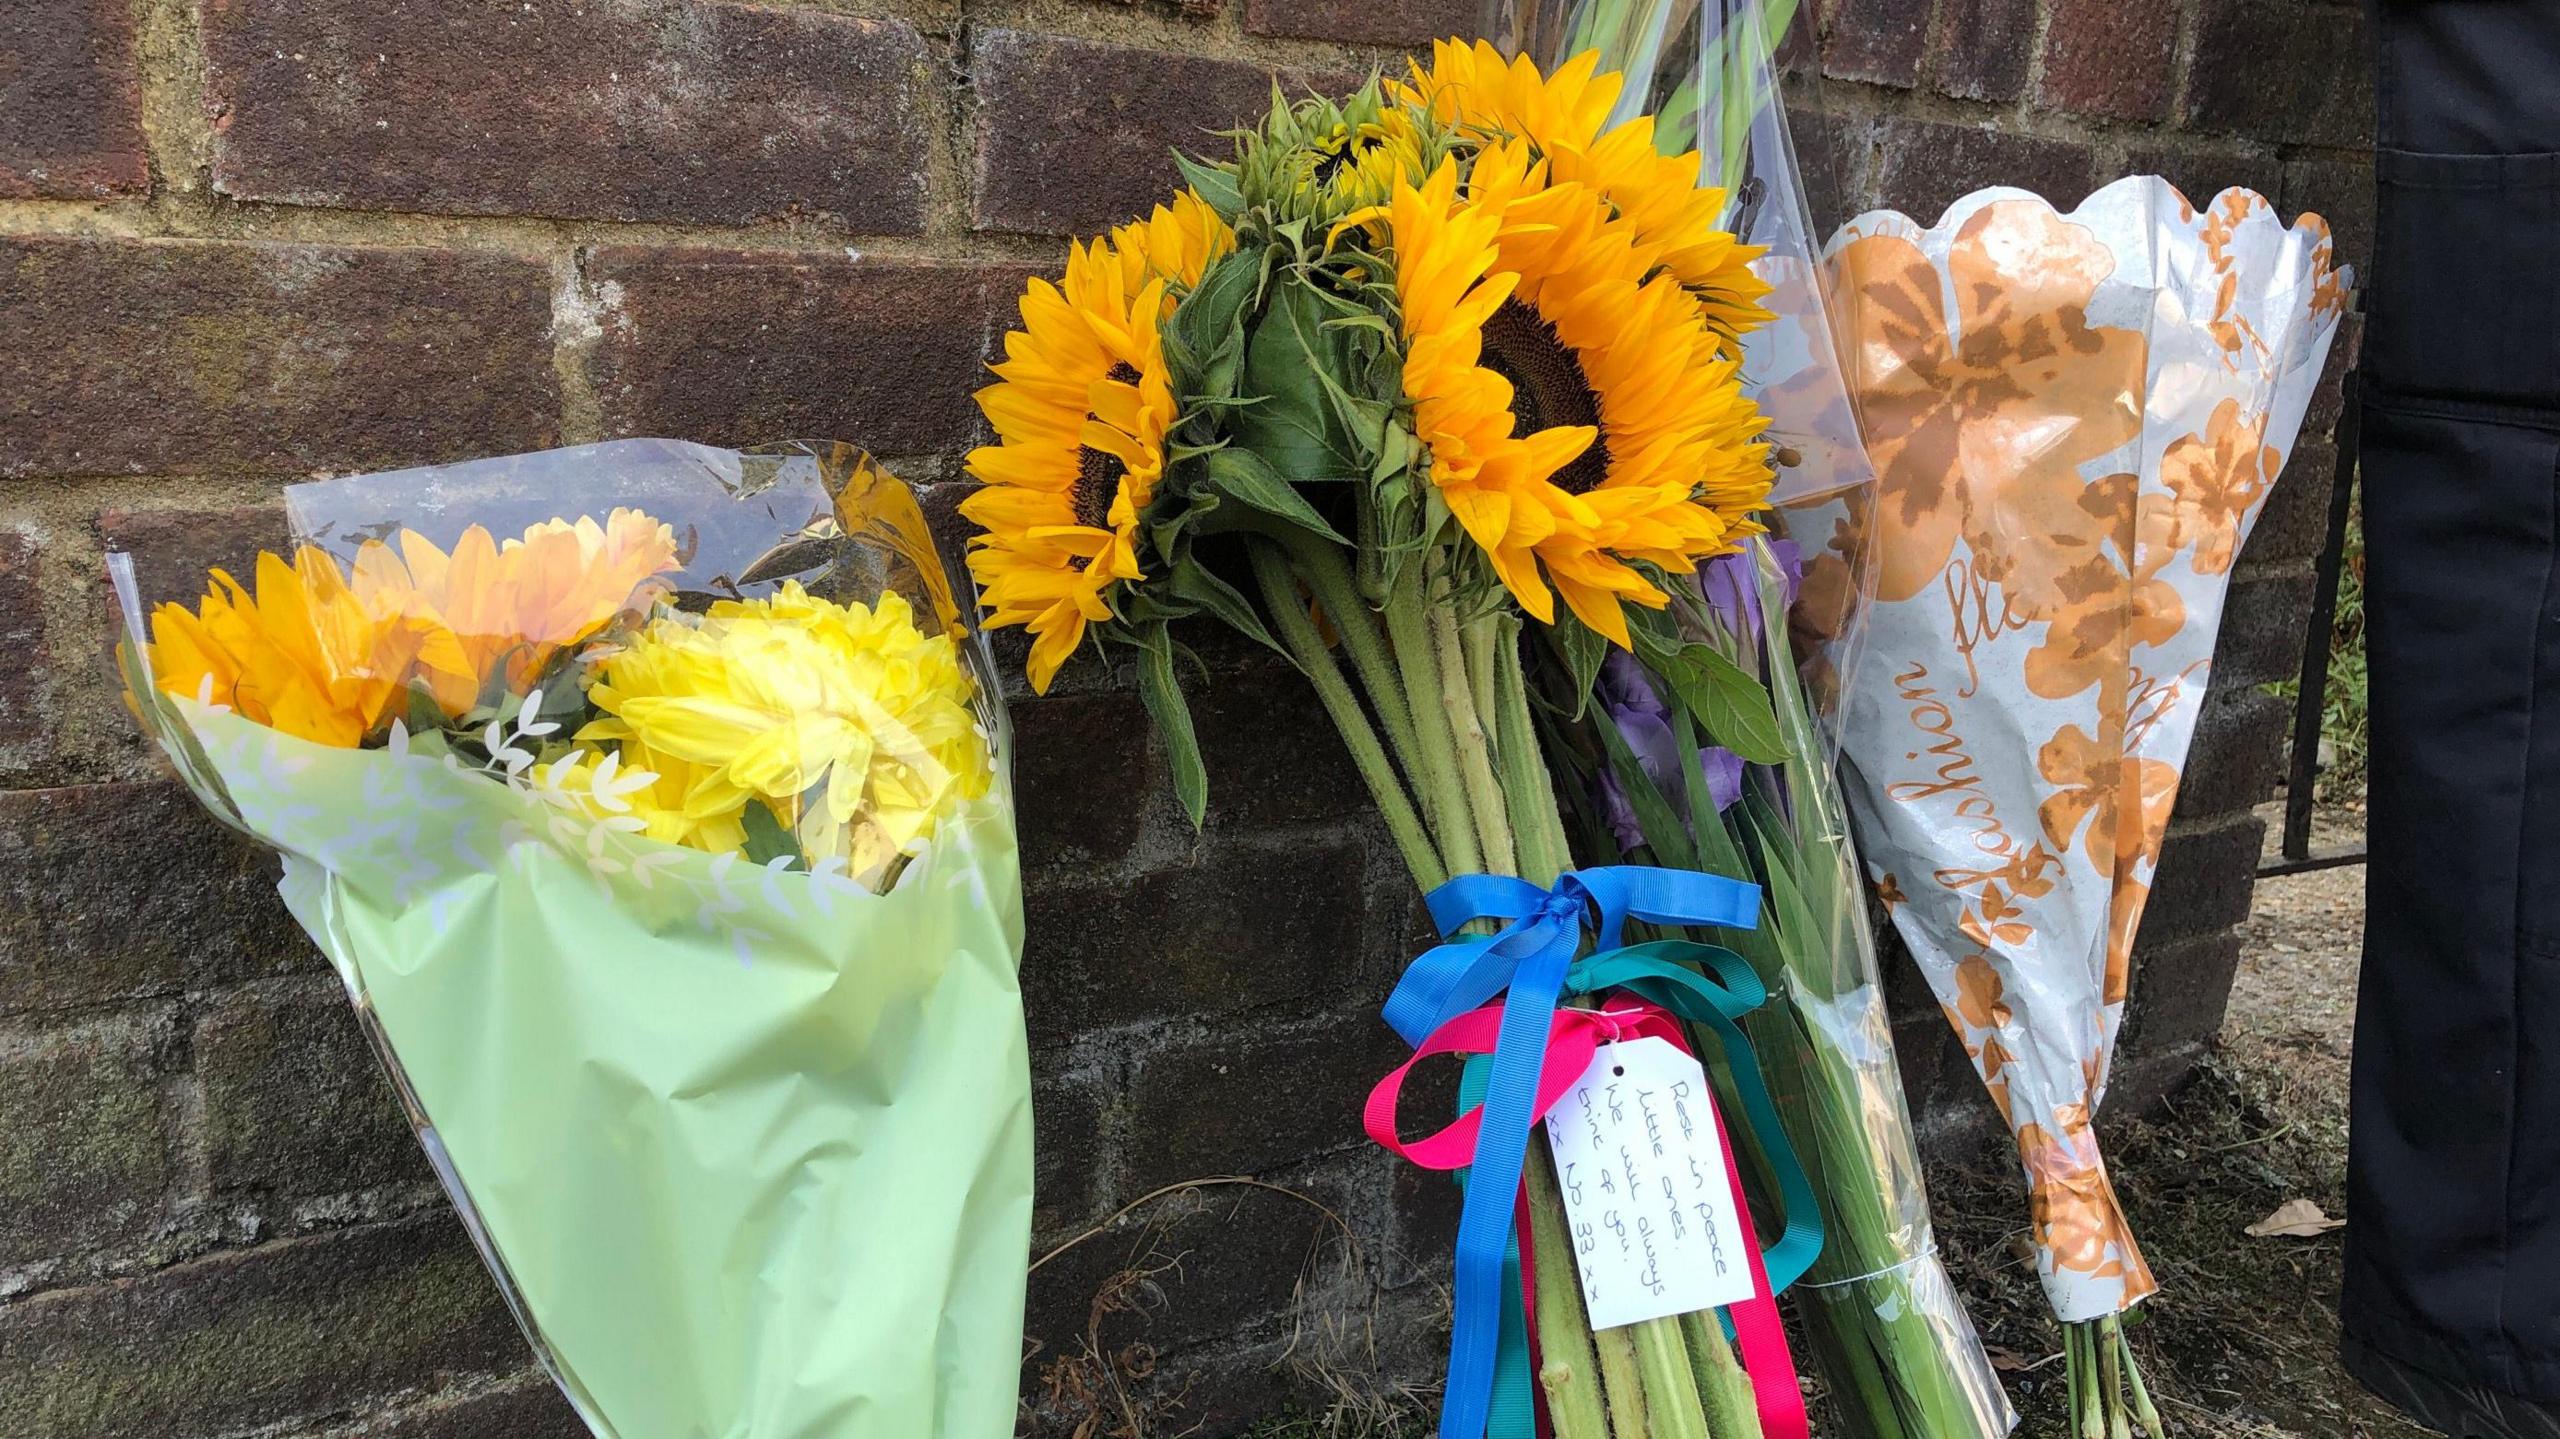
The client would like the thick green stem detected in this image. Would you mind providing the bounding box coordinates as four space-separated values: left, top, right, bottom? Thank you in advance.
1633 1317 1711 1439
1428 588 1517 876
1595 1326 1649 1439
2098 1317 2130 1439
1526 1146 1613 1439
1681 1309 1764 1439
1383 561 1483 877
1248 544 1445 890
1276 532 1429 819
1486 615 1573 885
2115 1318 2164 1439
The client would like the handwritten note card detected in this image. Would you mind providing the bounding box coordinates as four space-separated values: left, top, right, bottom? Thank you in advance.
1542 1034 1757 1330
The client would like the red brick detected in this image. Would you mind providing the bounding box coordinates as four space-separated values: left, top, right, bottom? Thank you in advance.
0 1216 525 1438
1246 0 1472 47
2040 0 2180 122
0 0 146 199
1820 0 1931 88
971 30 1317 237
1932 0 2035 102
2117 142 2287 221
1870 119 2095 225
96 505 288 612
0 782 315 1017
586 250 1024 457
2185 0 2374 148
0 1014 170 1267
0 532 46 746
0 236 557 479
2283 154 2376 280
199 0 930 229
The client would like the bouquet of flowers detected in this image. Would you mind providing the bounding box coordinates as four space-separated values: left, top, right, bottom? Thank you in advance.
965 36 1836 1439
1467 2 2017 1433
111 439 1030 1439
1817 179 2348 1434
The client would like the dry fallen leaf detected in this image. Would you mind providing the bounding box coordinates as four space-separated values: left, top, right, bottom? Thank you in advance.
2246 1198 2346 1238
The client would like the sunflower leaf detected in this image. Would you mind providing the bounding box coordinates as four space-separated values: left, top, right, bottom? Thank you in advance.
1548 614 1607 723
1162 553 1283 654
1231 276 1364 481
1650 640 1789 765
1173 151 1246 222
1200 447 1349 543
1132 625 1211 828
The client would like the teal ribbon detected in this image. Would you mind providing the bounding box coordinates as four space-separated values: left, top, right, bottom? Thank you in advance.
1565 938 1826 1295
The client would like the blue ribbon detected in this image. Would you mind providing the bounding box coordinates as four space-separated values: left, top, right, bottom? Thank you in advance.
1383 867 1762 1439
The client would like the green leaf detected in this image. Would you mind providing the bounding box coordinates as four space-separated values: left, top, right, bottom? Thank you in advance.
1654 642 1789 765
1230 277 1364 481
1134 625 1211 828
1549 615 1608 722
740 801 804 869
406 680 446 738
1200 447 1348 543
1172 151 1245 221
1163 554 1283 655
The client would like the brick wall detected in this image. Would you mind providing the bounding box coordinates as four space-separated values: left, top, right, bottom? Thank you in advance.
0 0 2364 1433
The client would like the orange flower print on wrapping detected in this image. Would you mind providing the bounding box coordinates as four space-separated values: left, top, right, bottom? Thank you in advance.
1951 953 2012 1030
1831 201 2149 609
2019 1105 2157 1298
1961 884 2035 950
2037 703 2178 1003
2023 486 2188 702
2162 397 2281 576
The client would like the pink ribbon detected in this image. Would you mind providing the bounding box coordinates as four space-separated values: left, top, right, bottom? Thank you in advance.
1364 998 1809 1439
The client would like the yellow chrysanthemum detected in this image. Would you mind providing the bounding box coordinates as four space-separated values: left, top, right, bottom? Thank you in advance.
964 220 1189 693
146 510 678 744
579 583 991 883
1397 40 1773 344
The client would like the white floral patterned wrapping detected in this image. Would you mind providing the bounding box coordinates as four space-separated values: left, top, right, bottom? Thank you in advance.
1814 177 2348 1321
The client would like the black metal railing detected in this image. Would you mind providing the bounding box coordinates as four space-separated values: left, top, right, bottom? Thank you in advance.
2263 384 2369 879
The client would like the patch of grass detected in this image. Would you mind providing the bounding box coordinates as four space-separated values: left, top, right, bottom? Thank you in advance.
2272 501 2367 805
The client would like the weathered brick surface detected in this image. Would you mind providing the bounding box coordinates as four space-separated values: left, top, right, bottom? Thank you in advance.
2209 571 2321 691
2239 435 2339 573
0 237 557 479
1820 0 1932 88
2119 932 2248 1057
201 0 932 229
2185 0 2374 148
2133 815 2267 953
2117 142 2288 220
2173 686 2291 822
1121 1011 1408 1191
1932 0 2036 103
0 0 146 199
586 250 1018 457
1013 690 1164 873
0 783 312 1016
0 1216 525 1439
0 1015 169 1267
1023 838 1371 1051
2284 154 2378 279
972 31 1313 237
1871 118 2096 222
333 1375 584 1439
2039 0 2180 122
95 504 288 612
0 532 47 747
1247 0 1474 47
198 980 427 1197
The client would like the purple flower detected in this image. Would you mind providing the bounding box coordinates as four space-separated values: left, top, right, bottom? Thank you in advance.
1591 652 1745 849
1699 539 1804 648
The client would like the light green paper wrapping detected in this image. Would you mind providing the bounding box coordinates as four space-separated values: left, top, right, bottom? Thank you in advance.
176 701 1030 1439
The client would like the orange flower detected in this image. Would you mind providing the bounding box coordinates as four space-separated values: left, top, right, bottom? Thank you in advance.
2018 1106 2156 1295
149 511 679 745
1831 201 2149 609
1951 953 2012 1031
2162 398 2280 576
2022 485 2188 702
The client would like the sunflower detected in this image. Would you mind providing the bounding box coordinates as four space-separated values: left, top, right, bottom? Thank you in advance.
1234 84 1438 227
1467 140 1773 643
147 547 464 746
966 199 1216 692
1397 40 1772 345
578 583 991 883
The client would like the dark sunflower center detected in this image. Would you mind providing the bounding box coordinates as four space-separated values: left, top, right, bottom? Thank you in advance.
1480 298 1609 494
1311 135 1368 188
1067 362 1146 566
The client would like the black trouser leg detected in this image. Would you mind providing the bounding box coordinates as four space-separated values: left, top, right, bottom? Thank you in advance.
2346 0 2560 1406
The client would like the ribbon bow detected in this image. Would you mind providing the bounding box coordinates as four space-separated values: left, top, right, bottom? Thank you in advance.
1375 868 1762 1439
